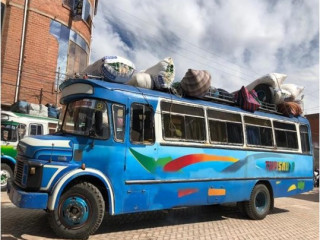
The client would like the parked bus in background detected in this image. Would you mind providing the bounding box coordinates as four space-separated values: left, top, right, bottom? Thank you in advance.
1 111 58 190
7 78 313 239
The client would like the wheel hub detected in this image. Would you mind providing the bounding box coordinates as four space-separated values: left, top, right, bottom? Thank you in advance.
62 197 89 226
0 170 10 186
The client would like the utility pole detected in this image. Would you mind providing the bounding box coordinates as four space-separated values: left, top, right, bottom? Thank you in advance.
56 67 60 107
39 88 43 105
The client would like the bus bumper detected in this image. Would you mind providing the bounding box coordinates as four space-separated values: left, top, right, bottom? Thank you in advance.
7 180 48 209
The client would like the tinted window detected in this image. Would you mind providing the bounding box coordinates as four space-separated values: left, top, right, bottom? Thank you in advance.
30 124 43 135
245 117 273 147
300 125 310 153
130 103 154 144
162 102 205 142
207 109 243 145
274 121 298 150
113 104 125 142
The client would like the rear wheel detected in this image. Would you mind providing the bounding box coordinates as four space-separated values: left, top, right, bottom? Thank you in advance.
1 163 13 191
244 184 270 220
48 182 105 239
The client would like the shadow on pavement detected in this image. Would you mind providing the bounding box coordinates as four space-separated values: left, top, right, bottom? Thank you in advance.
289 188 319 202
0 202 293 239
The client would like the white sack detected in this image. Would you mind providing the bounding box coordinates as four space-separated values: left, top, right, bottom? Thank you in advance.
127 73 154 89
246 73 287 91
145 57 175 89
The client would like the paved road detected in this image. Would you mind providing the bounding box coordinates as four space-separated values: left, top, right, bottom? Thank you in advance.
1 188 319 240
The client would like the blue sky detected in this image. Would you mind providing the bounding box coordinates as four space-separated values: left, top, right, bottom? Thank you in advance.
90 0 319 114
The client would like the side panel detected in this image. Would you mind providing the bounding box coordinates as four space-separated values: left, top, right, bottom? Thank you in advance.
123 144 313 213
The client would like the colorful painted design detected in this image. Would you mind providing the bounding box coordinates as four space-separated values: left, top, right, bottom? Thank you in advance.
208 188 226 196
266 161 295 172
1 145 17 158
178 188 199 198
288 184 297 192
163 154 238 172
129 148 239 173
297 181 305 190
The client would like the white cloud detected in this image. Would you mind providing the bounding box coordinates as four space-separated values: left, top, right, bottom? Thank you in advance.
90 0 319 114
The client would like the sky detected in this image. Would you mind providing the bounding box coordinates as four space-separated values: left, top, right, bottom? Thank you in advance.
90 0 319 114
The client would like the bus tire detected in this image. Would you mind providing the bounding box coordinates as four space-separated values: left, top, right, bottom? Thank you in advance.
48 182 105 239
244 184 270 220
1 163 13 191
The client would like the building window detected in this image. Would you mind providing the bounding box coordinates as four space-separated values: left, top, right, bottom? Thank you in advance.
50 20 89 88
64 0 92 25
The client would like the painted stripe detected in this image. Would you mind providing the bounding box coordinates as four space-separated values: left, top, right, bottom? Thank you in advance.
21 137 71 148
40 165 67 191
178 188 199 198
163 154 238 172
208 188 226 196
47 168 114 214
125 176 313 185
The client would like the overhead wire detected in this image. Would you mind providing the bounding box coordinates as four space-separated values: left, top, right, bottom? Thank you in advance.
101 6 262 79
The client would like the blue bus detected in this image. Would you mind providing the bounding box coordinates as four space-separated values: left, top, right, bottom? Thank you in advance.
7 78 313 239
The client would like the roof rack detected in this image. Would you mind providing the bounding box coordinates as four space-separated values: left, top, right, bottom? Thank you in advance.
203 88 279 114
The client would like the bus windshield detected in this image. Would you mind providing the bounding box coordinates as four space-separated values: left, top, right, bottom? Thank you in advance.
62 99 110 139
1 123 18 142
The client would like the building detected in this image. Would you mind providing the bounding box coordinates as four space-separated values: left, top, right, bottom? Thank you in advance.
1 0 98 108
305 113 319 169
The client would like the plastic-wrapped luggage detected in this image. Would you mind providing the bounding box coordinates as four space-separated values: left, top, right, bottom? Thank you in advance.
127 73 154 89
83 56 135 84
246 73 287 91
144 57 175 90
180 69 211 97
29 104 48 117
10 101 30 114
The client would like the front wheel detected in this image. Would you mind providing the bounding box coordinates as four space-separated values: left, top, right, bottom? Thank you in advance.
1 163 13 191
48 182 105 239
244 184 271 220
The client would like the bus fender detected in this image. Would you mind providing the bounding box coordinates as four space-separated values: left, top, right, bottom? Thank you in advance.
1 155 16 167
47 168 115 215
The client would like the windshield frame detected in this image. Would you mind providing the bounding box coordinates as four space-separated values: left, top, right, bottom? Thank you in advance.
1 122 19 142
60 98 110 140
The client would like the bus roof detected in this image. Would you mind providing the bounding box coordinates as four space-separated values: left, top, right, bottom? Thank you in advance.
60 78 309 125
1 111 58 123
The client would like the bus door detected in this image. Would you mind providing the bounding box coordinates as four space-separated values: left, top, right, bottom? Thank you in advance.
123 101 157 212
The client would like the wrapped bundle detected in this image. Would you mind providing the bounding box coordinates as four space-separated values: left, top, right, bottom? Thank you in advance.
277 102 302 117
145 57 175 89
180 69 211 97
127 73 154 89
83 56 135 84
246 73 287 91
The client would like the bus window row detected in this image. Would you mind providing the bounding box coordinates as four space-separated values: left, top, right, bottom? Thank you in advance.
159 101 310 153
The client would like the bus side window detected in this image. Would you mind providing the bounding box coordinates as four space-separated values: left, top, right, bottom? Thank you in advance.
130 103 155 144
207 109 243 145
300 125 310 153
112 104 125 142
244 116 273 147
30 124 43 135
274 121 298 149
18 124 26 139
161 101 205 142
